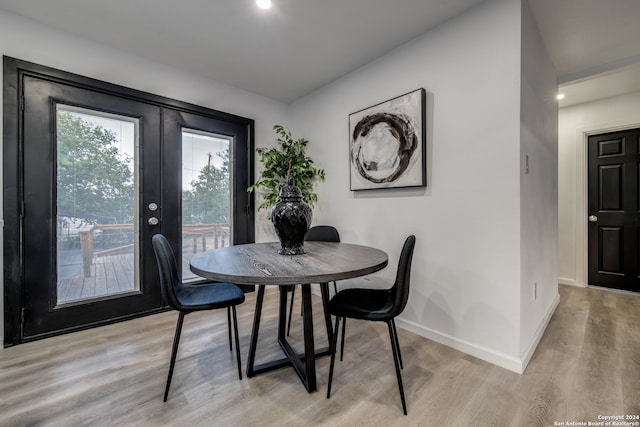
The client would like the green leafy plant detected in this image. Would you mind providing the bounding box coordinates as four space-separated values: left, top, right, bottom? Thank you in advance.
248 125 325 215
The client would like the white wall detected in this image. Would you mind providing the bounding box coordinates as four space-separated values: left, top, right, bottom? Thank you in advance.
2 2 560 373
519 0 559 364
558 91 640 287
0 9 289 345
288 0 543 372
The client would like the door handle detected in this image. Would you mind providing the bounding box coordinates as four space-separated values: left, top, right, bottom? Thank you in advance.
148 217 159 226
588 215 598 223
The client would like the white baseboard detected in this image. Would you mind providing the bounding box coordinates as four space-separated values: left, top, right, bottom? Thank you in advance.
519 293 560 372
394 317 524 373
394 293 560 374
558 277 587 287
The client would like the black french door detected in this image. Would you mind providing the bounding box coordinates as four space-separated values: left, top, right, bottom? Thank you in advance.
20 75 163 339
3 57 254 345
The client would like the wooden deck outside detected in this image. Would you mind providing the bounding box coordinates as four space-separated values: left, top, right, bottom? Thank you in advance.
58 253 136 302
57 233 229 303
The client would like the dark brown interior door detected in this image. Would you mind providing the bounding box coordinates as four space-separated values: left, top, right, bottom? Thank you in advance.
588 128 640 293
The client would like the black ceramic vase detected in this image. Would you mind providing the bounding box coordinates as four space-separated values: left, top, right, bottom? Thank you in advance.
271 177 312 255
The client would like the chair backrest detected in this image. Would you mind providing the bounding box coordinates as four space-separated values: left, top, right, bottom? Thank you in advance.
389 235 416 319
305 225 340 243
152 233 185 311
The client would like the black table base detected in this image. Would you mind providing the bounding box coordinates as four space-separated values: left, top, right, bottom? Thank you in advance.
246 283 333 392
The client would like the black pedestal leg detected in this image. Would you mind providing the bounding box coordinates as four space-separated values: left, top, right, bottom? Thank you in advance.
301 284 316 392
246 284 265 377
287 285 296 336
326 316 341 398
278 286 289 340
320 282 333 345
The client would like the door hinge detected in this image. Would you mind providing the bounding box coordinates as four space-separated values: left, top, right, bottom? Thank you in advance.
20 307 26 326
20 202 26 219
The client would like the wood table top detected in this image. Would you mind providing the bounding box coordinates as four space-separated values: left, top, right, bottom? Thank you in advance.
190 241 388 285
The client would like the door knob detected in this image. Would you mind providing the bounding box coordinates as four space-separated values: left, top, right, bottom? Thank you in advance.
148 217 159 226
588 215 598 223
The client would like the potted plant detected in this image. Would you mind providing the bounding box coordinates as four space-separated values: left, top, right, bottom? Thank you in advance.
248 125 325 216
248 125 325 254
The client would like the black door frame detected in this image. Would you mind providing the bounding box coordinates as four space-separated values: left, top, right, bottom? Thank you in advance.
3 56 255 346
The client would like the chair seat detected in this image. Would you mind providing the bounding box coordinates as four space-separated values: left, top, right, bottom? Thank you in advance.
328 288 393 321
176 282 245 310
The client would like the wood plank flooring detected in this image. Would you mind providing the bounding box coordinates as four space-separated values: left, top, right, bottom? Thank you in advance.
0 285 638 426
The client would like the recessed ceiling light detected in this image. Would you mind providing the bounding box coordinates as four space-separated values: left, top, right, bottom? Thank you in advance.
256 0 272 10
556 93 565 100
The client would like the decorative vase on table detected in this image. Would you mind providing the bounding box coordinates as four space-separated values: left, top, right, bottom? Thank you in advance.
271 177 312 255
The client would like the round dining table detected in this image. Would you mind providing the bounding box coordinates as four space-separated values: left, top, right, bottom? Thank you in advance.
190 241 388 393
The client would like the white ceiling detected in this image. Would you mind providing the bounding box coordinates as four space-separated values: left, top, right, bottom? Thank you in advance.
527 0 640 107
0 0 639 105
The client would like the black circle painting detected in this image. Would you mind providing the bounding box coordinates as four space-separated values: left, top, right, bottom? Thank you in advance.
349 88 426 190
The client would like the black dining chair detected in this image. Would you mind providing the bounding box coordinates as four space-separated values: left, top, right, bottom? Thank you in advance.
326 235 416 415
151 233 245 402
286 225 341 336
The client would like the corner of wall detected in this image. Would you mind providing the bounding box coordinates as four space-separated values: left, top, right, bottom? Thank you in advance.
518 0 559 363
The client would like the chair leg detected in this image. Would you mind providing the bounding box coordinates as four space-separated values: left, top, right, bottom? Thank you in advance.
232 306 242 380
287 285 296 336
340 317 346 362
387 320 407 415
333 282 347 361
164 311 186 402
391 319 403 369
326 316 341 399
227 306 232 351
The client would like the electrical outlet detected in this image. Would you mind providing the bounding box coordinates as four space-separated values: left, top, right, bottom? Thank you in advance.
533 282 537 300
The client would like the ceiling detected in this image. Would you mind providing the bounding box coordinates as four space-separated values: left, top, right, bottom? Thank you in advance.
527 0 640 107
0 0 639 105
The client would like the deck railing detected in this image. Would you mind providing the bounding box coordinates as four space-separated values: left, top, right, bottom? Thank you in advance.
78 224 229 278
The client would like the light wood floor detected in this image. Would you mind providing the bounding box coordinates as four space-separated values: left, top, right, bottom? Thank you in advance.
1 285 638 426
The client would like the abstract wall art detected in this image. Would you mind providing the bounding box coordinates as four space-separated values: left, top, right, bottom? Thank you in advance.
349 88 426 190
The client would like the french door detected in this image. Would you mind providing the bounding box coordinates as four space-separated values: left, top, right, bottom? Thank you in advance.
3 57 254 345
20 77 163 340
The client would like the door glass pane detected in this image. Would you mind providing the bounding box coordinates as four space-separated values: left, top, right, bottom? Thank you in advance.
56 105 139 304
181 129 233 282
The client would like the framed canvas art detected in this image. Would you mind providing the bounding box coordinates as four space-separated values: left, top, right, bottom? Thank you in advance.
349 88 426 190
